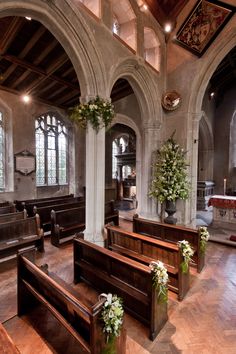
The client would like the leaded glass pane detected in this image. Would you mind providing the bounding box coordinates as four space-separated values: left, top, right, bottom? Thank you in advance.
58 133 67 184
47 149 56 185
35 113 68 186
36 129 45 185
112 140 118 178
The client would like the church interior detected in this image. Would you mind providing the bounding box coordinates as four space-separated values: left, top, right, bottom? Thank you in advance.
0 0 236 353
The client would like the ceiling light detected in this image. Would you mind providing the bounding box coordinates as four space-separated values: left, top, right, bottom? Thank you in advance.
164 23 172 33
22 94 31 103
25 17 32 21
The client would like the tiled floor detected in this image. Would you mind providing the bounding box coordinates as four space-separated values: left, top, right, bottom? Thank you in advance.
1 219 236 353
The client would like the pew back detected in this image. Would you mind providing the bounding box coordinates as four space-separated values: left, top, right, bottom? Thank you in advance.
17 250 125 353
15 194 74 211
0 204 16 215
106 225 189 300
0 215 44 259
74 238 168 340
36 200 85 232
0 210 27 224
104 200 119 226
133 215 203 272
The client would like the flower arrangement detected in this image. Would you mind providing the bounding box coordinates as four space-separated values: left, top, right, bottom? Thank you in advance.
149 133 190 204
149 260 169 303
178 240 194 273
198 226 210 254
69 96 115 132
100 293 124 344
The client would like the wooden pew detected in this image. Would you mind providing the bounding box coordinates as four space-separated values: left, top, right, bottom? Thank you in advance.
0 215 44 260
51 201 119 247
15 194 74 211
106 225 189 301
133 214 204 273
35 200 85 232
51 206 85 247
105 200 119 226
23 197 82 217
0 204 16 215
0 209 27 224
17 249 126 354
0 201 10 207
74 238 168 340
0 323 19 353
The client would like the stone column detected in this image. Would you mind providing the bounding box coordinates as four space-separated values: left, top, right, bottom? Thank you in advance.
137 123 161 220
84 122 105 246
185 111 203 227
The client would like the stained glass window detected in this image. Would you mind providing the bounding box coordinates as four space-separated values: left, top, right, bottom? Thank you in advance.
35 113 68 186
0 112 4 190
112 140 118 178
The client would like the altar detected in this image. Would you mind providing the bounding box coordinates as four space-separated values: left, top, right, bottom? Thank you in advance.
208 195 236 229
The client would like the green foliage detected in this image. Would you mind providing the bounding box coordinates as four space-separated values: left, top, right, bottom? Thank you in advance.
149 133 190 204
178 240 194 273
101 294 124 344
149 261 169 303
198 226 210 254
69 96 115 132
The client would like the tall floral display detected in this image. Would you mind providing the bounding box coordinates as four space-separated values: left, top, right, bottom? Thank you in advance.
69 96 114 132
149 133 190 223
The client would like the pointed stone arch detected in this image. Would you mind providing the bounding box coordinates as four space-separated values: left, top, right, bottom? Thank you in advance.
0 0 106 97
186 28 236 225
108 57 162 127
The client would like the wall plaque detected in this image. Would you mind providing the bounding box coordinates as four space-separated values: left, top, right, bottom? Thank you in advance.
15 150 36 176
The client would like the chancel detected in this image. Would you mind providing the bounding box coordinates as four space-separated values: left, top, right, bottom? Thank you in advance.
0 0 236 353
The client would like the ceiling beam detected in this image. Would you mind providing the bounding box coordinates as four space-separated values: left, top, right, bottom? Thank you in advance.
0 17 24 54
0 53 80 91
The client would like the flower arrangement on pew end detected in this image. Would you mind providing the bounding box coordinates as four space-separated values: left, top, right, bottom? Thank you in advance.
149 260 169 303
69 96 115 132
178 240 194 273
198 226 210 254
100 293 124 345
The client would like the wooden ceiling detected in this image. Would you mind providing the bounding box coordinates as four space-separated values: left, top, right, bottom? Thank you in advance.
0 9 235 110
146 0 189 27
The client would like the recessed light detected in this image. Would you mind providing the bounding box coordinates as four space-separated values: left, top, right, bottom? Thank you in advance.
22 95 31 103
164 23 172 33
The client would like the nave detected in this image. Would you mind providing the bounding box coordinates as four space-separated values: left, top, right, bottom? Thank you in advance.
0 219 236 354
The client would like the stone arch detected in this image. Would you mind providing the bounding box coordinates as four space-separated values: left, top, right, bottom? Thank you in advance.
186 28 236 225
111 113 142 211
108 58 161 127
198 112 214 181
0 0 106 97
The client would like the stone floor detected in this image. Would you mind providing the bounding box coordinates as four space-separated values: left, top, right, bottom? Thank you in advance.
1 218 236 353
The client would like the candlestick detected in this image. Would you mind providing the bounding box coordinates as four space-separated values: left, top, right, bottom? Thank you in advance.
223 178 226 195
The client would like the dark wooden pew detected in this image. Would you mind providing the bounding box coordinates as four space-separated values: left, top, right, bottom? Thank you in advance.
0 323 19 353
24 196 82 217
0 204 16 215
51 201 119 247
17 249 126 354
15 194 74 211
0 201 10 207
51 206 85 247
74 238 168 340
0 215 44 260
35 200 85 232
133 214 204 273
0 209 27 224
105 200 119 226
106 225 189 301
